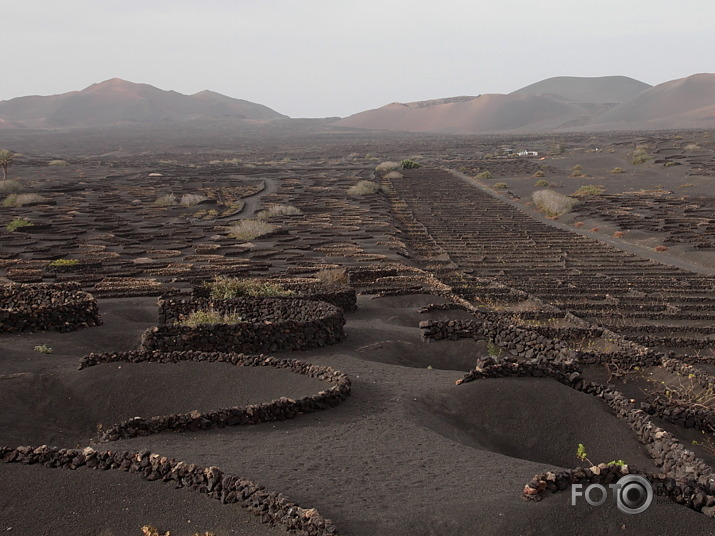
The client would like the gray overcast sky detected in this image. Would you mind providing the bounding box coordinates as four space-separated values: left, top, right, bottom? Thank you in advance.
3 0 714 118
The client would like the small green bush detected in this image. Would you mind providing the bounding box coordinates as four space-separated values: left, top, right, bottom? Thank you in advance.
228 219 276 240
532 170 546 178
493 182 507 189
205 276 294 299
177 309 243 327
610 167 626 174
0 179 22 193
476 171 492 180
348 180 380 195
49 259 79 267
400 159 421 169
571 185 605 197
34 344 53 354
664 161 677 167
632 145 652 165
532 189 578 217
5 217 33 232
48 159 69 166
3 193 45 207
534 179 549 187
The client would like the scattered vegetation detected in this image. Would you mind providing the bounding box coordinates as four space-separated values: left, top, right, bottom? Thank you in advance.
534 179 549 187
47 159 69 166
532 190 578 217
205 276 294 299
0 179 21 193
177 309 243 327
375 161 401 173
48 259 79 267
258 203 302 219
315 267 349 285
493 182 507 189
180 193 209 207
347 180 380 195
3 193 46 207
532 170 545 178
228 219 275 240
5 217 33 232
631 145 653 165
475 171 492 180
0 149 14 180
609 167 626 174
400 159 421 169
33 344 53 354
571 184 605 197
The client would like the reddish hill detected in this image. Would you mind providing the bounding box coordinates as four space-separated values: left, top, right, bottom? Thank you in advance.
589 73 715 130
335 93 608 133
0 79 285 129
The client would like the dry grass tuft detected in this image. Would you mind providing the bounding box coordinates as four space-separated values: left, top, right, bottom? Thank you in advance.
532 190 578 217
228 219 275 240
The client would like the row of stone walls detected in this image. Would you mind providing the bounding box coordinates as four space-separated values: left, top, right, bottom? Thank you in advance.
457 356 715 515
79 350 351 442
0 282 102 333
1 445 339 535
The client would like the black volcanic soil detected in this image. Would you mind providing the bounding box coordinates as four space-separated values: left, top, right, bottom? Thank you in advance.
1 127 714 535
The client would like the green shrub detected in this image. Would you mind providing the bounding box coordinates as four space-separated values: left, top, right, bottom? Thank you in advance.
532 189 578 217
257 204 302 219
632 145 652 165
476 171 492 180
571 185 605 197
400 159 421 169
47 159 69 166
177 309 243 327
5 217 33 231
348 180 380 195
664 161 677 167
49 259 79 267
3 193 45 207
0 179 22 193
493 182 507 189
534 179 549 187
228 219 275 240
34 344 53 354
532 170 545 178
610 167 626 174
205 276 294 299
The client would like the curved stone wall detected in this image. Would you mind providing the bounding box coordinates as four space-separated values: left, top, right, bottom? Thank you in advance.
0 282 102 333
79 350 351 442
145 297 345 353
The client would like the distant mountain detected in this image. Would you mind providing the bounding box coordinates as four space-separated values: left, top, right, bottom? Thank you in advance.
335 74 715 133
0 79 286 129
589 73 715 130
335 94 604 133
510 75 651 104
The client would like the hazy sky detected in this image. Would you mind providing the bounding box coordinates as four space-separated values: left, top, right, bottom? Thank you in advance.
3 0 714 118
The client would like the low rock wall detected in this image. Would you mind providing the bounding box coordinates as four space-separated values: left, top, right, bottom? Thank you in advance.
145 297 345 354
79 350 351 442
0 282 101 333
0 445 339 535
